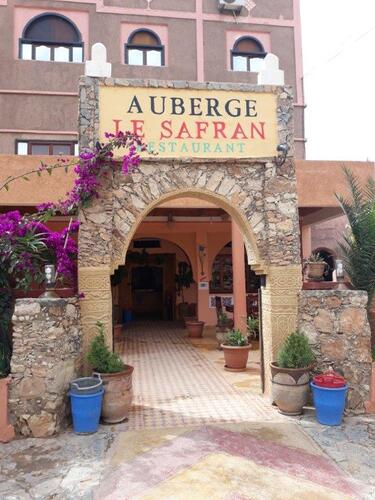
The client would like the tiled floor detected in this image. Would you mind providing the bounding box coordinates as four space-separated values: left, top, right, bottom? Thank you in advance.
115 321 279 430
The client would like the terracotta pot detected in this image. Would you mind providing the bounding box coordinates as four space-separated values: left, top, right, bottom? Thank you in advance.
221 344 251 371
94 366 134 424
0 377 15 443
365 361 375 413
306 262 327 281
186 320 204 338
113 324 123 341
183 315 197 327
270 363 312 416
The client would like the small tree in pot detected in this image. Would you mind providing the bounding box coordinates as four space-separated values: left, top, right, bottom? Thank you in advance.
221 329 251 372
87 322 134 424
175 261 194 322
271 331 315 415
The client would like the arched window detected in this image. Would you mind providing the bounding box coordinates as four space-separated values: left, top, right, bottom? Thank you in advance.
125 29 164 67
231 36 266 72
19 13 83 62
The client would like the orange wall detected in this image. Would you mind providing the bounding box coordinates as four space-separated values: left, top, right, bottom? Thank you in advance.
134 220 232 325
296 160 375 208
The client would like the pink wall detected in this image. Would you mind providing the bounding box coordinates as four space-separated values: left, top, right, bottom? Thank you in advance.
14 6 89 60
134 220 233 325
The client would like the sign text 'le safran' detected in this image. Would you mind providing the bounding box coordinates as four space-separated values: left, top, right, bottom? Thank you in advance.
99 87 278 158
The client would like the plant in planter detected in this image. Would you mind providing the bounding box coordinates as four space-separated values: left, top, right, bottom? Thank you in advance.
247 316 259 341
175 261 194 322
304 252 328 281
221 329 251 372
87 321 134 424
271 331 315 416
215 311 234 347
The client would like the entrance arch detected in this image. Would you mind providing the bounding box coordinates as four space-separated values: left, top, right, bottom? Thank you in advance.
78 158 302 395
111 186 263 276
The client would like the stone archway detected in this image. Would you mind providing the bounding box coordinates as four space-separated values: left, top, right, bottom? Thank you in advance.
78 158 302 394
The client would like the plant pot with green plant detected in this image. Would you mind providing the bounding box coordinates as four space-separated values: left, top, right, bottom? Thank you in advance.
221 329 251 372
87 321 134 424
175 261 194 322
215 311 234 347
304 252 328 281
247 316 259 343
271 331 315 416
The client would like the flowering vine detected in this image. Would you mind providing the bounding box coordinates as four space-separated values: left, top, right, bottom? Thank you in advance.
0 131 147 376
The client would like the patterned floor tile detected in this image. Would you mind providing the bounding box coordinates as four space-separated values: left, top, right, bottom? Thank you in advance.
116 321 280 430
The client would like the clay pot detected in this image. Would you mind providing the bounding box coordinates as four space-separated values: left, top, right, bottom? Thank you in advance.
183 315 197 327
305 262 327 281
113 324 123 341
0 377 15 443
186 320 204 338
270 363 312 416
221 344 251 371
94 366 134 424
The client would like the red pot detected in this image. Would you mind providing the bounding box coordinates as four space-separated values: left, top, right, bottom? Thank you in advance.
221 344 251 371
0 377 15 443
186 320 204 338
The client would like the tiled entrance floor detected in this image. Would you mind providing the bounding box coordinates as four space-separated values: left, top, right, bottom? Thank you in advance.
115 322 279 430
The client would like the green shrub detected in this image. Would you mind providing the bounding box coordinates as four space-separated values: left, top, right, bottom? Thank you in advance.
277 331 315 369
247 316 259 338
224 329 249 347
86 321 125 373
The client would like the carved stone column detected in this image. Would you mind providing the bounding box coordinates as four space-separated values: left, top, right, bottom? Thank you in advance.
261 265 302 395
78 266 113 370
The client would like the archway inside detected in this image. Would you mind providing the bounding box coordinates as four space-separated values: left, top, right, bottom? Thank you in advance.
111 193 265 395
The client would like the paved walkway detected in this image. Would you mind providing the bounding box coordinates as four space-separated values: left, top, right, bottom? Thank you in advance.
0 321 374 499
114 321 277 430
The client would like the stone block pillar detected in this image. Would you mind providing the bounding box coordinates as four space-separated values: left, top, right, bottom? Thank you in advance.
262 265 302 395
232 221 247 333
9 298 82 437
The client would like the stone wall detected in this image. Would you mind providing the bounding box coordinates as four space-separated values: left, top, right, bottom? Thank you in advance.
9 298 82 437
299 290 372 413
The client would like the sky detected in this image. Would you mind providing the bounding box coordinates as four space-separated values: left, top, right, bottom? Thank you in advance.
300 0 375 161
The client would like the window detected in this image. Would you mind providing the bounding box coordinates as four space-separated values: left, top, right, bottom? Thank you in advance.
231 36 266 72
125 29 164 66
19 13 83 62
16 140 78 156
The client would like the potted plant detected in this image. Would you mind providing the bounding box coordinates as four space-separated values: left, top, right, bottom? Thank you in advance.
87 321 134 424
175 261 194 322
215 311 233 347
304 252 328 281
221 329 251 371
247 315 259 342
271 331 315 416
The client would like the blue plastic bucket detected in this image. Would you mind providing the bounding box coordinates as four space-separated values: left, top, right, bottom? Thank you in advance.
69 389 104 434
311 382 348 426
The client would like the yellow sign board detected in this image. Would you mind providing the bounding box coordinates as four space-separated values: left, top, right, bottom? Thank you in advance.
99 86 278 158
